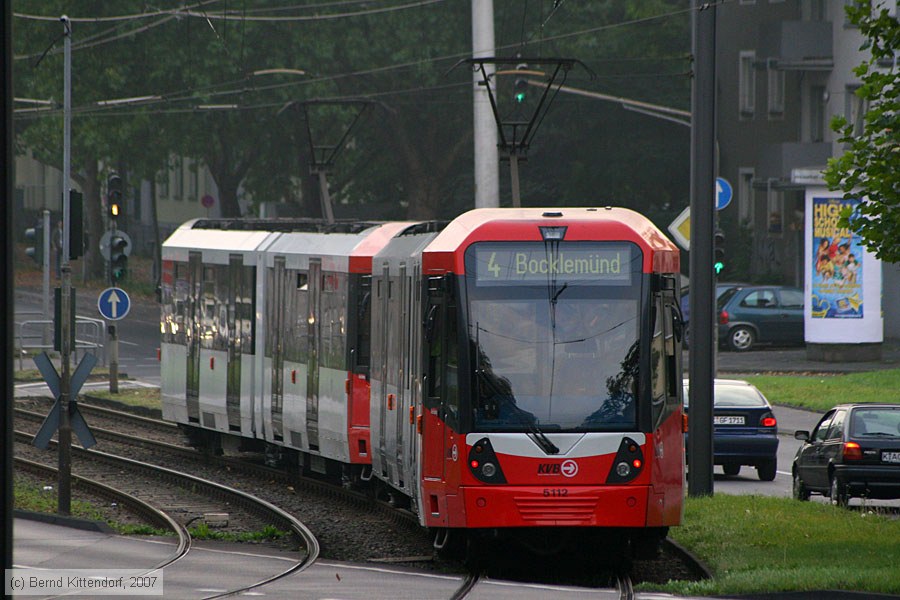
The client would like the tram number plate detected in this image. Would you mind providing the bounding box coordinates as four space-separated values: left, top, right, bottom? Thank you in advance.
882 451 900 464
714 416 745 425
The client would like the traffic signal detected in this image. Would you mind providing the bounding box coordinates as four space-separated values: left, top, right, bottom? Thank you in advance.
25 220 44 264
109 233 129 284
714 228 726 275
108 173 123 219
514 63 528 103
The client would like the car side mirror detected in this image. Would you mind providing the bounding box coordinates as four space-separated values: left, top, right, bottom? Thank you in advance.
794 430 810 441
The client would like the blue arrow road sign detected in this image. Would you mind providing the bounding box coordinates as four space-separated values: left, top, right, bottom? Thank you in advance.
32 352 97 450
98 287 131 320
716 177 733 210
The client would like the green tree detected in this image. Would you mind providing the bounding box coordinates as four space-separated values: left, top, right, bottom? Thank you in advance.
824 1 900 263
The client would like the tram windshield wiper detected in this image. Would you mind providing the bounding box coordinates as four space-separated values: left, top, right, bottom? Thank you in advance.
475 369 559 455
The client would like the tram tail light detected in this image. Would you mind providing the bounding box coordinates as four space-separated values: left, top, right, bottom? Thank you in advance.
416 415 423 434
210 356 215 370
682 413 689 433
409 406 415 424
387 394 395 410
291 369 297 384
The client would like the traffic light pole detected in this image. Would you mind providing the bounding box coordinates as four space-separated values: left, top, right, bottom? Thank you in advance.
40 210 51 345
58 15 73 515
108 220 119 394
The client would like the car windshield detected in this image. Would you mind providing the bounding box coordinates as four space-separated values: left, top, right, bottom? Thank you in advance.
850 407 900 438
682 383 767 408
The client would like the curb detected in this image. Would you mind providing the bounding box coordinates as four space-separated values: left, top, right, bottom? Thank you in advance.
663 537 713 581
14 509 114 534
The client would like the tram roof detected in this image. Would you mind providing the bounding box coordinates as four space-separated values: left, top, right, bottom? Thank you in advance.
424 207 680 273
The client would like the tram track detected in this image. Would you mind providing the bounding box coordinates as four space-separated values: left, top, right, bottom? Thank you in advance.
14 431 320 598
14 398 703 588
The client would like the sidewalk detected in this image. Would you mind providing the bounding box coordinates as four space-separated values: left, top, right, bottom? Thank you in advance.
712 339 900 375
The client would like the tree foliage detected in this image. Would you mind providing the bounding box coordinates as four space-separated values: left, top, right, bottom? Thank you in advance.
14 0 692 278
824 1 900 263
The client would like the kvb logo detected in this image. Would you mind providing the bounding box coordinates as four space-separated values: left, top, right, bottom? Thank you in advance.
537 460 579 477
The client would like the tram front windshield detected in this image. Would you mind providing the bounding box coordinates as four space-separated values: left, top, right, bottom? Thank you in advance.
465 241 642 432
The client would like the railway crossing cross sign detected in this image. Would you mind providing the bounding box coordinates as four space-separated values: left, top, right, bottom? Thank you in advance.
32 351 97 450
98 287 131 320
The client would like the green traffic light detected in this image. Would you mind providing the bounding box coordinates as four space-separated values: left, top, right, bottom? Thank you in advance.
714 261 724 274
515 91 526 103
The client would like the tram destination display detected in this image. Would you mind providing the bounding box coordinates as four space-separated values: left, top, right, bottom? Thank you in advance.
472 242 635 285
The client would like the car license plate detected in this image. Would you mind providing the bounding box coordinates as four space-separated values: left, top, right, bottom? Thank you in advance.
882 451 900 464
714 416 745 425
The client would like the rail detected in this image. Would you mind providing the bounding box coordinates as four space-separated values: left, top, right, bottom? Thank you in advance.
16 316 106 368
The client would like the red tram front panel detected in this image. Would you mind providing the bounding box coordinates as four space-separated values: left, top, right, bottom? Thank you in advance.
414 208 683 532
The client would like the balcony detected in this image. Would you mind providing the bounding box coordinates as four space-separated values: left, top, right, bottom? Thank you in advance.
759 21 833 71
757 142 833 184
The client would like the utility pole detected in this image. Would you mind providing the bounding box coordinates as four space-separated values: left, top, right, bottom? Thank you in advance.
471 0 499 208
688 1 717 497
58 15 74 515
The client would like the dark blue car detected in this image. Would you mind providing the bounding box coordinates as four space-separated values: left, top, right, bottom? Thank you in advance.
716 285 804 351
684 379 779 481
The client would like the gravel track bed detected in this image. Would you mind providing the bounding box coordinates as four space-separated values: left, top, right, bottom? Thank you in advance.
13 396 701 585
13 438 268 536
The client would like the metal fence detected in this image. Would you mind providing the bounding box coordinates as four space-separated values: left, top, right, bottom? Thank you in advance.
15 314 106 370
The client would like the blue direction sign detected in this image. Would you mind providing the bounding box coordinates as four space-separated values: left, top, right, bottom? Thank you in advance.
98 287 131 321
716 177 733 210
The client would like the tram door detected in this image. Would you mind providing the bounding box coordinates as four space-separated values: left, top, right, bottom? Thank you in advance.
226 254 243 431
269 257 286 440
422 276 450 482
185 251 202 423
306 259 322 451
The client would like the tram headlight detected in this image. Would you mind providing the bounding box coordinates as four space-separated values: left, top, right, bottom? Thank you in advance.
468 438 507 484
606 437 645 484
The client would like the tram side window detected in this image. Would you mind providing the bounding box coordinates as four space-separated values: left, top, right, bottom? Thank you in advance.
286 270 309 363
162 260 188 346
321 272 347 369
650 298 666 426
426 304 442 405
444 299 460 428
239 266 255 354
355 275 372 372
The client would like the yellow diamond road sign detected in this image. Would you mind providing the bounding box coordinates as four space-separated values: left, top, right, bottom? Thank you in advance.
668 206 690 251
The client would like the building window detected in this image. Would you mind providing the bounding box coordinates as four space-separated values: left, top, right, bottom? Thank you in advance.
809 85 826 142
767 183 783 237
739 51 756 117
845 85 868 137
767 61 785 117
738 168 755 225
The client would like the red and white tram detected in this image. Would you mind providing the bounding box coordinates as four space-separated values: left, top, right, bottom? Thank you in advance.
161 208 684 557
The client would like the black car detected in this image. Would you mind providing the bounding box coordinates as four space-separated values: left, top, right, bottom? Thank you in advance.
684 379 779 481
792 404 900 506
716 285 804 351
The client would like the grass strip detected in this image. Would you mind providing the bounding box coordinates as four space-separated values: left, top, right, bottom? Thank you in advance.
744 368 900 412
641 495 900 596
